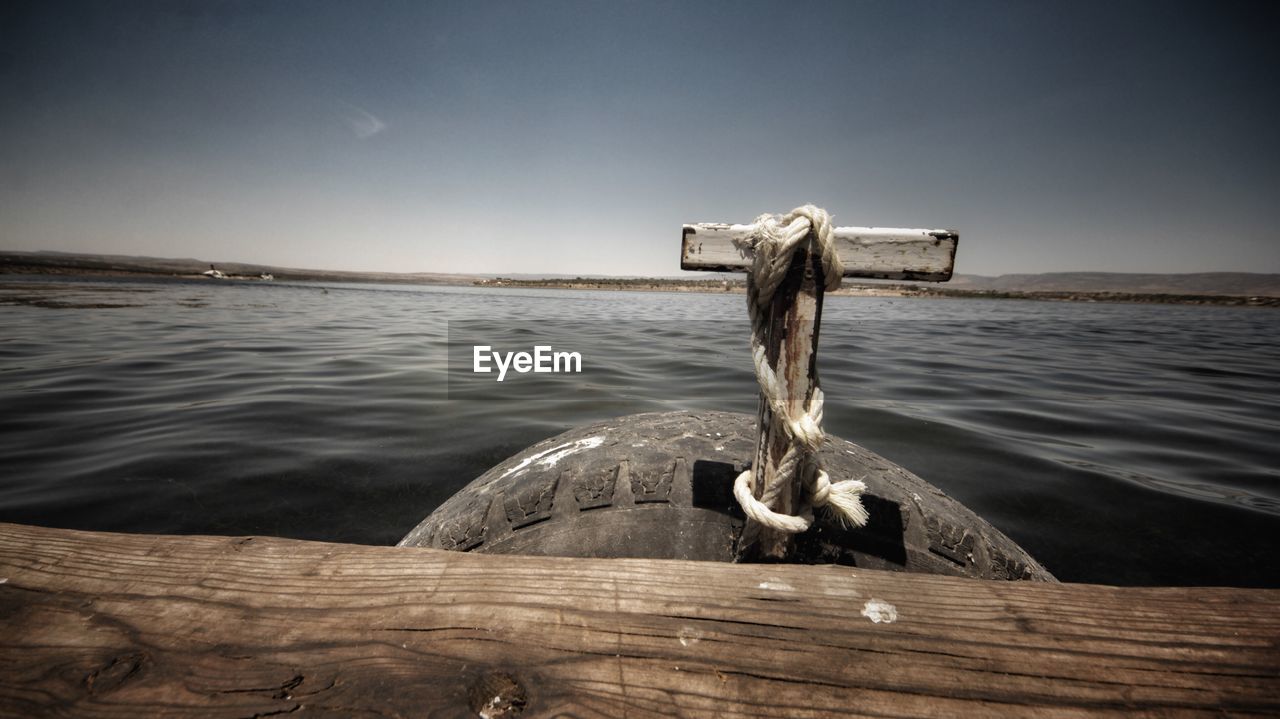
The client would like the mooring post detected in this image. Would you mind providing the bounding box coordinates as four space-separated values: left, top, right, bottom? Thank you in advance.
746 227 826 559
680 218 959 560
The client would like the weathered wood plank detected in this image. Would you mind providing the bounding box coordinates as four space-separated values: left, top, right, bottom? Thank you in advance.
681 224 958 281
1 522 1277 718
742 233 826 561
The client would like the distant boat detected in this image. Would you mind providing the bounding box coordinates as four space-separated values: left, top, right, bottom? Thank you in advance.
259 273 274 281
202 265 227 279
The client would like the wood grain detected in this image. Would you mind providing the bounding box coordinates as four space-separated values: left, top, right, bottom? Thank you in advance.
1 521 1277 718
743 231 826 561
680 224 957 281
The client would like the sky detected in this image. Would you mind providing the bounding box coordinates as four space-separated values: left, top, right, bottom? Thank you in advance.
1 0 1277 277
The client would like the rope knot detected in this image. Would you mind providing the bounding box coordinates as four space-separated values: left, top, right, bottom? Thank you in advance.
808 472 869 528
789 412 824 450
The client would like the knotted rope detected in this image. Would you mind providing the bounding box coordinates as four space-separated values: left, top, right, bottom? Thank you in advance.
734 205 870 536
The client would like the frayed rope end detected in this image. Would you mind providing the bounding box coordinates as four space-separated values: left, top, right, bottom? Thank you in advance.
819 479 870 528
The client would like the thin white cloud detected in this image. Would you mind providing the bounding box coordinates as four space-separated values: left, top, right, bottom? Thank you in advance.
340 102 387 139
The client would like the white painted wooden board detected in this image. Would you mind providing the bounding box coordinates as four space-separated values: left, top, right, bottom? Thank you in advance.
681 223 958 281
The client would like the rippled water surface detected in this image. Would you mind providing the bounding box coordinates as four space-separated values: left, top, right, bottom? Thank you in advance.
2 276 1278 586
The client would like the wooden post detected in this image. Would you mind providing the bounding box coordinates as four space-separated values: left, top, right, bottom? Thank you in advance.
681 220 958 560
746 229 826 560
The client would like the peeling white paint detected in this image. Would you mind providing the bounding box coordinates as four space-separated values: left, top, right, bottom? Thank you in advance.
714 446 724 451
677 626 702 647
757 580 794 592
478 695 504 719
861 599 898 623
499 436 604 479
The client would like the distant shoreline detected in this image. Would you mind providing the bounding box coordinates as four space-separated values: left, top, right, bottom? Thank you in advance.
3 252 1278 307
1 265 275 282
0 257 481 286
474 278 1280 307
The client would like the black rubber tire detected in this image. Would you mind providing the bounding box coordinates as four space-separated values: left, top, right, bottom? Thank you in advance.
399 411 1055 581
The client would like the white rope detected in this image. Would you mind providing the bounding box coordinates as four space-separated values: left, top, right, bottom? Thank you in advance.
734 205 870 535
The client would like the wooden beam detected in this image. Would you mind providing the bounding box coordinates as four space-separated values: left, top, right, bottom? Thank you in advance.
1 522 1277 718
681 224 958 281
742 232 825 561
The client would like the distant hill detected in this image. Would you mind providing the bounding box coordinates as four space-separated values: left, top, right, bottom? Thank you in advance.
3 251 1278 297
946 272 1280 297
0 251 486 286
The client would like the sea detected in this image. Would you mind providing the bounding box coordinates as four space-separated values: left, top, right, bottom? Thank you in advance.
2 275 1277 587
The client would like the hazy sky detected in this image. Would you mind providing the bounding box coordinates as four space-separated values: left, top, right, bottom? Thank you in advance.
2 0 1277 276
